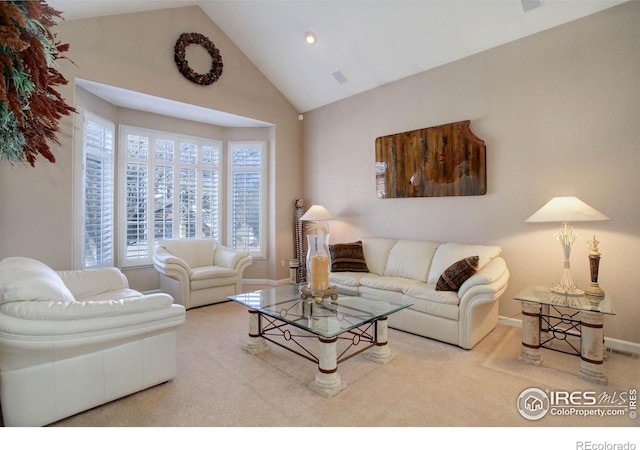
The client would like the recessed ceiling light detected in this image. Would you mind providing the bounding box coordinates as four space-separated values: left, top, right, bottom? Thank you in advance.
304 31 317 45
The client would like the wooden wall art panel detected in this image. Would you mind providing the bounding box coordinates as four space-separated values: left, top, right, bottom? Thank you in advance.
375 120 486 198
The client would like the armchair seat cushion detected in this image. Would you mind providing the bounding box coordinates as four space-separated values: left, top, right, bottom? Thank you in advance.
190 266 237 281
191 270 240 291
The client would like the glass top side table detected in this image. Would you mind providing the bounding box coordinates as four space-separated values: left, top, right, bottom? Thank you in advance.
513 285 615 385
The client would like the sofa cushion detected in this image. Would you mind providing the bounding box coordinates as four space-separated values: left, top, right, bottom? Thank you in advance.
360 276 421 293
329 272 378 287
361 238 397 275
0 257 75 305
329 241 368 272
427 242 501 284
436 256 479 291
403 283 461 305
383 240 440 281
401 295 460 321
158 239 217 268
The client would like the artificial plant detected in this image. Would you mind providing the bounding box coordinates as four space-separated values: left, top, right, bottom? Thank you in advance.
0 0 75 166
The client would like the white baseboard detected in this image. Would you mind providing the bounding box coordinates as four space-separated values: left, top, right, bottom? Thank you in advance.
498 316 522 328
498 315 640 356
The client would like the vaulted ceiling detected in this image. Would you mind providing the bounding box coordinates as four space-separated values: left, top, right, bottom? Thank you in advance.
48 0 626 113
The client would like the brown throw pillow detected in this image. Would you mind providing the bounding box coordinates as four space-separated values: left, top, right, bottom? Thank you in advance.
436 256 479 291
329 241 369 272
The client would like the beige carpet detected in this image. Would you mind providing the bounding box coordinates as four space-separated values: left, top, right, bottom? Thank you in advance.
51 300 639 429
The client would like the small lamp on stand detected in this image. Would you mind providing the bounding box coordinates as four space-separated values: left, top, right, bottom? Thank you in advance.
526 196 610 296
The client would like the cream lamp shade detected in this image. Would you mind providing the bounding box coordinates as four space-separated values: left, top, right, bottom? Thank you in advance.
526 196 610 223
526 196 610 296
300 205 334 234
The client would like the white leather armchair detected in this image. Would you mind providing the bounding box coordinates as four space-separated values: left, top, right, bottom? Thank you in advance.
0 257 186 427
153 239 253 309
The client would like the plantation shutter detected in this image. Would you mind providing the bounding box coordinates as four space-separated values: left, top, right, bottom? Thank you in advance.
82 116 115 268
229 142 266 257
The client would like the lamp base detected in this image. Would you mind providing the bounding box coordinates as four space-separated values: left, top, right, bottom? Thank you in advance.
552 265 583 296
551 285 584 296
585 282 605 297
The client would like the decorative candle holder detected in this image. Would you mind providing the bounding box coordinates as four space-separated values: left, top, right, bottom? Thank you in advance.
306 233 331 289
302 232 337 303
585 235 605 297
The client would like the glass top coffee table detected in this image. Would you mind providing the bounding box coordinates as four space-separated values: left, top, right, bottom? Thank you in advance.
229 284 412 398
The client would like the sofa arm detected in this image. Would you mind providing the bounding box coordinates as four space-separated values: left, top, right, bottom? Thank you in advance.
57 267 129 298
153 247 192 277
458 257 507 299
0 293 175 321
214 245 252 272
456 258 509 349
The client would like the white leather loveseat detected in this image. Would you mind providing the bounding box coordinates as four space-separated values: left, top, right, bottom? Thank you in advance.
329 238 509 349
0 257 186 427
153 239 253 309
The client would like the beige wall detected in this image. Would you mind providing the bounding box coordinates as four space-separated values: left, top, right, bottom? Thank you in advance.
0 7 302 284
302 2 640 344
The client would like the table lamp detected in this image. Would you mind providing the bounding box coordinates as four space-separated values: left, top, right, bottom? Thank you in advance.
526 196 610 296
300 204 334 234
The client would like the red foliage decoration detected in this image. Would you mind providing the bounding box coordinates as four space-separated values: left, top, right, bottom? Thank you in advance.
0 1 76 166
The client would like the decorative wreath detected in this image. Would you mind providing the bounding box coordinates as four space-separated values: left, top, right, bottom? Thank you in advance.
174 32 223 85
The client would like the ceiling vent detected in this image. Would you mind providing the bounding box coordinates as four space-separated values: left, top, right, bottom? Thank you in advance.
521 0 543 13
332 70 347 84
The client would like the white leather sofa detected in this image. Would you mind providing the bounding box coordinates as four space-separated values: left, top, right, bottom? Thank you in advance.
0 257 186 427
329 238 509 349
153 239 253 309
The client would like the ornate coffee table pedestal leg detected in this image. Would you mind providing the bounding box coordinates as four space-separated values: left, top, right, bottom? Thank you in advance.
578 310 607 385
309 336 346 398
364 317 396 365
518 301 544 366
242 309 270 355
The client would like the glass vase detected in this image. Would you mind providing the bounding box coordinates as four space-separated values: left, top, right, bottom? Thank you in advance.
306 233 331 291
